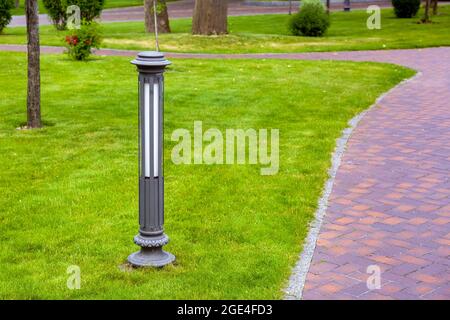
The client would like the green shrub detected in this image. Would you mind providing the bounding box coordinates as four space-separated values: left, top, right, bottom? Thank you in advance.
289 0 330 37
43 0 67 30
62 0 105 22
43 0 104 30
0 0 14 34
65 22 102 60
392 0 421 18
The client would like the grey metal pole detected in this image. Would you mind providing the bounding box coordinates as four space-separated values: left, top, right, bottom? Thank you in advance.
128 51 175 268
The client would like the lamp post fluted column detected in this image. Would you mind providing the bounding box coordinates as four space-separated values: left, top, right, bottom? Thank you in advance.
128 51 175 268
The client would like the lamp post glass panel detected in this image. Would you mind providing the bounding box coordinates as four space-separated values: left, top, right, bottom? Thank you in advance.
128 51 175 268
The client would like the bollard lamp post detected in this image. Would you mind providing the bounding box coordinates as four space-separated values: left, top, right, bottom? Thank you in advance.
128 51 175 268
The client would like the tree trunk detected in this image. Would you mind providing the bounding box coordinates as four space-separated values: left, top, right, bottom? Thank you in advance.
192 0 228 35
422 0 431 23
326 0 330 13
431 0 438 15
15 0 20 8
25 0 41 129
288 0 292 15
144 0 171 33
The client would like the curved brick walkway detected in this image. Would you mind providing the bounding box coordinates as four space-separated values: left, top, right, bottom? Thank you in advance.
1 44 449 299
292 48 450 300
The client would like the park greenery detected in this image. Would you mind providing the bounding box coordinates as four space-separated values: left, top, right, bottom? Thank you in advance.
43 0 67 30
43 0 105 30
65 22 102 60
392 0 421 18
0 51 414 299
1 6 449 53
289 0 330 37
0 0 447 300
0 0 13 33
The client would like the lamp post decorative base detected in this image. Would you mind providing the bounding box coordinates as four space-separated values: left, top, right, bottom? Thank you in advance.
128 234 175 268
128 248 175 268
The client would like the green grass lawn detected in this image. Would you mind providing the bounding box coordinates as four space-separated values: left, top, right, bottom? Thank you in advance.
11 0 146 15
0 51 414 299
2 6 450 53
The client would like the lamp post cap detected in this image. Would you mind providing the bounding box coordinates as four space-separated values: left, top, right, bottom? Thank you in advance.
131 51 171 68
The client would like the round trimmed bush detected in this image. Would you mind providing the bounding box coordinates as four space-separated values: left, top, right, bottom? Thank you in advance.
43 0 67 30
43 0 105 30
289 0 330 37
63 0 105 22
0 0 14 34
392 0 421 18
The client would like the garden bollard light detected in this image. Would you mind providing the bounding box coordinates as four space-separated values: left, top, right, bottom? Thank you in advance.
128 51 175 268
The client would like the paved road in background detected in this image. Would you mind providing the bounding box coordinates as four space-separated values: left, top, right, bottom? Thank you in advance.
9 0 392 27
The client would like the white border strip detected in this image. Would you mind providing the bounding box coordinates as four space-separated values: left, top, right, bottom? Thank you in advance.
284 72 422 300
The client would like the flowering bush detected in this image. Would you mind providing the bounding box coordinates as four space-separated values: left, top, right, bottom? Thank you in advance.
43 0 105 30
65 22 102 60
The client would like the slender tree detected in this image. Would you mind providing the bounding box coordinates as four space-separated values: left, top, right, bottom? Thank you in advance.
25 0 41 128
15 0 19 8
144 0 170 33
326 0 330 14
192 0 228 35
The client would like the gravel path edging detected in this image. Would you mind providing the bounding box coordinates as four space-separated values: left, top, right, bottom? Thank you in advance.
283 71 422 300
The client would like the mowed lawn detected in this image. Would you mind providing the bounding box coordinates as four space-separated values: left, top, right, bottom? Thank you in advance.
2 6 450 53
0 52 414 299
